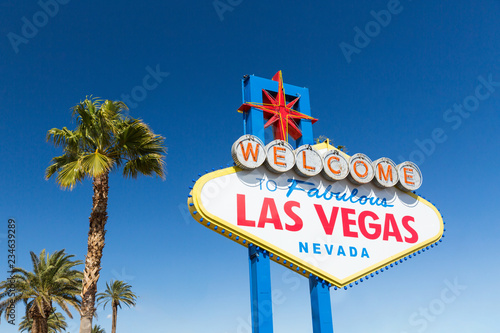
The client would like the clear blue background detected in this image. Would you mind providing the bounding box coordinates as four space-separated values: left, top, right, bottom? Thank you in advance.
1 0 499 332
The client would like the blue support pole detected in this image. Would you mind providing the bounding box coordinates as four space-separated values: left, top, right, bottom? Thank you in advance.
296 89 314 146
309 277 334 333
242 76 265 143
249 246 274 333
242 73 323 333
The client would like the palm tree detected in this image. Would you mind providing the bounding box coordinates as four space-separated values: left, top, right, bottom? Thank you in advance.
45 97 166 333
18 311 67 333
91 324 106 333
0 249 82 333
96 280 137 333
314 136 347 152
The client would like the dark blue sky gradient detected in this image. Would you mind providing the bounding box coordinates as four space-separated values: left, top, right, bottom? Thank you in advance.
1 1 499 332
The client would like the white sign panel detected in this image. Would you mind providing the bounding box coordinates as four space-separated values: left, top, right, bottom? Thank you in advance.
189 151 443 287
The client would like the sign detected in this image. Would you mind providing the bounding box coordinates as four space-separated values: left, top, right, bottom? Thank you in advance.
188 140 443 287
188 71 443 288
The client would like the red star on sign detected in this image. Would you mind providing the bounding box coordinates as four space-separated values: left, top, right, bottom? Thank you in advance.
238 71 318 141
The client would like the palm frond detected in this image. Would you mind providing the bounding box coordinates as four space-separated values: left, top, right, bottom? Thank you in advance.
80 152 114 178
114 119 166 159
0 249 82 325
55 160 85 189
122 154 165 179
46 127 78 148
91 324 106 333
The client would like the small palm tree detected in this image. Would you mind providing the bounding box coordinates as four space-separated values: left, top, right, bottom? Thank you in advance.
97 280 137 333
0 249 82 333
314 135 329 144
336 145 347 152
314 136 348 152
18 311 67 333
45 97 166 333
91 324 106 333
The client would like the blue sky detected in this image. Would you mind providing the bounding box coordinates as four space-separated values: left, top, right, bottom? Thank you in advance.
1 0 499 332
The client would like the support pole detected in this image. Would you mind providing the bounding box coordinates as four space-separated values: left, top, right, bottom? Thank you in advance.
309 277 334 333
249 246 274 333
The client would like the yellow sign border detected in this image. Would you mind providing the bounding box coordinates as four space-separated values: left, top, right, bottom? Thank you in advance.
188 143 444 287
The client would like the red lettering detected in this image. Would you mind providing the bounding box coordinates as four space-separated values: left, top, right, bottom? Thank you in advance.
237 194 255 227
402 216 418 243
383 213 403 242
341 208 358 238
257 198 283 230
284 201 302 232
314 205 339 235
358 210 381 240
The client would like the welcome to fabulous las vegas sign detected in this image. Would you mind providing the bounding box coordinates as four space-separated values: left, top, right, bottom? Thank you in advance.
188 71 443 287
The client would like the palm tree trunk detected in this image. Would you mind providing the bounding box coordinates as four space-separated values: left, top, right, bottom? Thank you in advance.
112 302 118 333
80 172 109 333
31 316 49 333
30 302 51 333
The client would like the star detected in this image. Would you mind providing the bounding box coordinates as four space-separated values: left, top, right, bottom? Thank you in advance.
238 71 318 141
